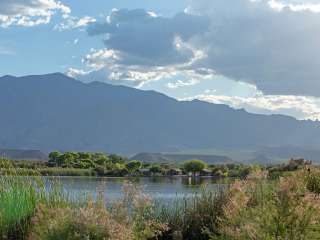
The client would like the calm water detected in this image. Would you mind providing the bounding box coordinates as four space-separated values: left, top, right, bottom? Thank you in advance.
46 176 227 203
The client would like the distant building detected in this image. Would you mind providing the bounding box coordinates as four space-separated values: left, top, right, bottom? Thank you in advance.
200 169 212 176
167 168 182 176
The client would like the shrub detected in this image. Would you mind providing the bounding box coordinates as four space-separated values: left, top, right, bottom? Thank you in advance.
215 170 320 240
29 202 133 240
111 182 168 240
306 170 320 196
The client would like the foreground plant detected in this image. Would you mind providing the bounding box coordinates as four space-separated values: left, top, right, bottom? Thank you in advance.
0 159 69 239
214 170 320 240
29 201 133 240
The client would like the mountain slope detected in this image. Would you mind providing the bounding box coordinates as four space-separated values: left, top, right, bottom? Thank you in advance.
130 153 233 164
1 73 320 156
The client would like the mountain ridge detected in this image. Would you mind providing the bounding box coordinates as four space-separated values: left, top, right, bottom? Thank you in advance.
1 73 320 161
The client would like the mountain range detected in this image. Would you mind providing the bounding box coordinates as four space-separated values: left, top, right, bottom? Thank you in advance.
1 73 320 162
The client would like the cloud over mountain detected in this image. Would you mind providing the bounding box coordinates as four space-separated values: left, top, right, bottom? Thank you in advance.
81 1 320 98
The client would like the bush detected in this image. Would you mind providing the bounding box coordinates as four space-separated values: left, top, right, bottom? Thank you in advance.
306 170 320 196
29 202 133 240
215 170 320 240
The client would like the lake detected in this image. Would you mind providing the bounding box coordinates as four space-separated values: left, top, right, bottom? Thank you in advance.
47 176 227 203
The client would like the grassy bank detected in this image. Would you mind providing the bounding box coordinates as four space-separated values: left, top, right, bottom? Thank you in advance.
2 158 320 239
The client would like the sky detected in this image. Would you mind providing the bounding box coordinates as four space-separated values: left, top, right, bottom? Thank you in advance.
1 0 320 120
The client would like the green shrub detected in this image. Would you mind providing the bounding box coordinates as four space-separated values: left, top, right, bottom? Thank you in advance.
306 170 320 196
29 202 133 240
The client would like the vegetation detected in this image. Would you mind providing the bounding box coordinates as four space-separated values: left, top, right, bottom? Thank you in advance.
183 159 207 175
4 151 262 178
1 157 320 239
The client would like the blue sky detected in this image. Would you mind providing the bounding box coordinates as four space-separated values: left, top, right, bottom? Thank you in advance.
1 0 320 120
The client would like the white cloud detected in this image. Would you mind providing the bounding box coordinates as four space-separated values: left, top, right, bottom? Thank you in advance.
0 0 70 27
80 3 320 97
184 93 320 120
268 0 320 12
167 79 199 89
66 67 91 78
55 16 96 31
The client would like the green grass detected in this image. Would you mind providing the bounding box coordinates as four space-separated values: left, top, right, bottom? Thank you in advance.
0 160 71 239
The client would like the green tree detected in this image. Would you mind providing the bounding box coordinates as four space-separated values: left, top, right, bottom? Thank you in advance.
109 154 125 164
125 160 142 172
93 153 108 166
48 151 62 166
59 152 79 167
183 159 207 175
149 165 163 175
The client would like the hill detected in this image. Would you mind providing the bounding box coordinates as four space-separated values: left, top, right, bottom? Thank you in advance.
130 153 233 164
1 73 320 162
0 148 47 161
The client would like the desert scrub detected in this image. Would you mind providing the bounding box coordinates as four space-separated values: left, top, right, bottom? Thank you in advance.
213 170 320 240
29 182 168 240
29 201 134 240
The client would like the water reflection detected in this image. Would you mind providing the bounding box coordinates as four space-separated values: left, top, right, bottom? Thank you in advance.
44 176 226 203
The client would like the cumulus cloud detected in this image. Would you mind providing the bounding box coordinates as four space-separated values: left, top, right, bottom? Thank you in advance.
82 2 320 97
184 93 320 120
187 0 320 96
87 9 209 67
0 0 70 27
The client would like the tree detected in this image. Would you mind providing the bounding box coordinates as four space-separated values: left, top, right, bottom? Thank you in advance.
93 153 109 166
125 160 142 172
183 159 207 176
48 151 62 167
109 154 125 164
150 165 163 175
59 152 78 167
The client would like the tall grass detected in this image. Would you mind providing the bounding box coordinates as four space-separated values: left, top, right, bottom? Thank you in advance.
0 159 69 239
154 188 226 240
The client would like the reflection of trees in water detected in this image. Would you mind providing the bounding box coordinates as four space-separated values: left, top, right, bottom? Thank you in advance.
148 177 167 184
182 177 204 186
181 177 222 187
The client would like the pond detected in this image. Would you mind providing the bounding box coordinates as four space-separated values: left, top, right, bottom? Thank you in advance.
47 176 228 203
